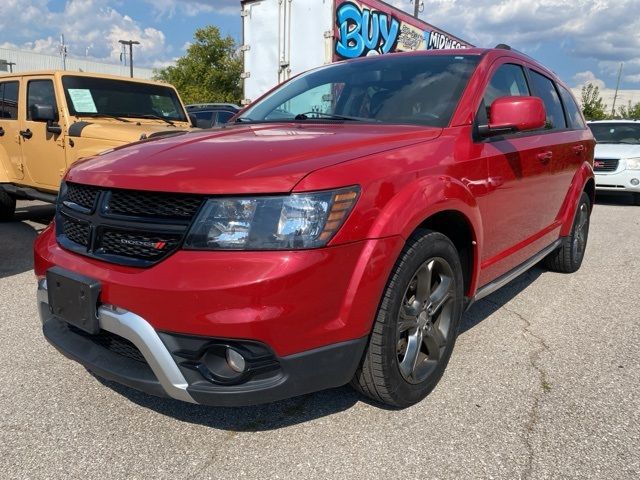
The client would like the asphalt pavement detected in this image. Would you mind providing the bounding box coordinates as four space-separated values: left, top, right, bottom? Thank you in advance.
0 195 638 480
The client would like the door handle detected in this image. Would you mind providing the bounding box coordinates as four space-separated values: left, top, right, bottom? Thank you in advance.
537 151 552 164
19 129 33 139
0 127 4 137
573 145 585 155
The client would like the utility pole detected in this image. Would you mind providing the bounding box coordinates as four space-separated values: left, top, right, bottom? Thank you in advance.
611 62 624 117
412 0 423 18
59 34 68 70
119 39 140 78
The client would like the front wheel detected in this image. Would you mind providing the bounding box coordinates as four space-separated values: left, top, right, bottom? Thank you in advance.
351 229 464 408
0 189 16 222
543 192 591 273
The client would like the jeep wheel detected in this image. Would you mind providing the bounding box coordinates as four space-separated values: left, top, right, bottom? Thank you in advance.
543 192 591 273
351 229 464 408
0 189 16 222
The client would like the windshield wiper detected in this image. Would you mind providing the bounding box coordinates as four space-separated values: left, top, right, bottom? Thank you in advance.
234 117 255 123
293 112 376 122
125 114 176 126
80 113 130 122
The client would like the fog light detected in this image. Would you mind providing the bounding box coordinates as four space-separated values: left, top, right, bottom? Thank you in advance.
226 348 246 373
631 178 639 186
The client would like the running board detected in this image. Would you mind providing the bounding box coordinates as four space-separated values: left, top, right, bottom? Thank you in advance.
470 239 562 306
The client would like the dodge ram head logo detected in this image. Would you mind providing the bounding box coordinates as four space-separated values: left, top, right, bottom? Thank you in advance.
120 239 167 250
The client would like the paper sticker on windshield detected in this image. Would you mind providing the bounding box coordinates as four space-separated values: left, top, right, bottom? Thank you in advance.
68 89 97 113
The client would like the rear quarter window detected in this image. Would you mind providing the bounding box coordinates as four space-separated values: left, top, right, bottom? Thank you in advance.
558 85 586 129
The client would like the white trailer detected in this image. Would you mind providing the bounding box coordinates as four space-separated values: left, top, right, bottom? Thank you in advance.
241 0 471 104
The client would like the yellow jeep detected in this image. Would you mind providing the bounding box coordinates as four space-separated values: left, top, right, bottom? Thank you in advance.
0 71 192 220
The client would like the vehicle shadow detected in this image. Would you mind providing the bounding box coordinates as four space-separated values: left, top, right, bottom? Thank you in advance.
96 266 546 430
594 191 637 206
0 202 55 279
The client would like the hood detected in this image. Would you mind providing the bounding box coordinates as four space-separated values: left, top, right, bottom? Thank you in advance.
66 123 441 194
594 143 640 159
68 120 192 144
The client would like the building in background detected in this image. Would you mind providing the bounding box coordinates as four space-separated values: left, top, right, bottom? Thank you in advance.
0 46 154 79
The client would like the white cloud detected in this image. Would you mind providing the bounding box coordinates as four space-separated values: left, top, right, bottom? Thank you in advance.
144 0 238 18
573 71 606 90
387 0 640 85
0 0 169 67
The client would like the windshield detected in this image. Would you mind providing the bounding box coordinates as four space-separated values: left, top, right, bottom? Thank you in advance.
589 123 640 144
62 76 187 122
240 54 480 128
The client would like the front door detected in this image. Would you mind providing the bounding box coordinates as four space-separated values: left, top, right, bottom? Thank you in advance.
20 77 67 190
0 80 24 180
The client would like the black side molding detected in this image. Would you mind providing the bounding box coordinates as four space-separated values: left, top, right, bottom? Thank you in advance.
68 121 92 137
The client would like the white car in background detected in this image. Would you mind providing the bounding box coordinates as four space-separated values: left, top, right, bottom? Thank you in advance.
588 120 640 205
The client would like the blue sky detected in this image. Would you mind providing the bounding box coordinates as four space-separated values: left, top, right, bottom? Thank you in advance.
1 0 639 98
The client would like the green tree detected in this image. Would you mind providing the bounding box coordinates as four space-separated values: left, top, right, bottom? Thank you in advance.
580 83 608 120
617 101 640 120
154 26 242 105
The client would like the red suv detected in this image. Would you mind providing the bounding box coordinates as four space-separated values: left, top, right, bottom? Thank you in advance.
34 47 594 408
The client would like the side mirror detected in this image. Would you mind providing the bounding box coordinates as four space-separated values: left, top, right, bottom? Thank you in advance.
479 96 546 137
188 113 198 128
30 104 57 123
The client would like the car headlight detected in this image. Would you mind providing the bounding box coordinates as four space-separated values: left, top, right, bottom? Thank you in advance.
183 187 359 250
625 157 640 170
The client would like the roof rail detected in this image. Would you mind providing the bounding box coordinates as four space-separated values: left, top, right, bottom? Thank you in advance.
494 44 512 50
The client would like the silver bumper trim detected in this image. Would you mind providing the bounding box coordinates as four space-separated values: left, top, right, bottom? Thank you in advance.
38 280 196 404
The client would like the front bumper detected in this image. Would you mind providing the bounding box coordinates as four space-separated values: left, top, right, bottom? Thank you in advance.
38 281 367 406
595 168 640 193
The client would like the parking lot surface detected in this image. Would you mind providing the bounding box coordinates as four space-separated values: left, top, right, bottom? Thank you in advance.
1 196 638 479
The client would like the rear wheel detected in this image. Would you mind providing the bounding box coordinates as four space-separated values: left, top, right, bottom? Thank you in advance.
0 189 16 222
543 192 591 273
351 230 464 408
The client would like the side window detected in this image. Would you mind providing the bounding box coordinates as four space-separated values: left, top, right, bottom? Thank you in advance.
478 63 529 125
0 81 19 120
216 111 234 125
528 70 566 130
27 80 57 120
558 85 586 129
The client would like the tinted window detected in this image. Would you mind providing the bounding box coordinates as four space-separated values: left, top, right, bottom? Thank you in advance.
528 70 566 130
0 81 19 120
558 86 586 129
241 55 480 128
216 111 234 125
27 80 57 120
62 76 187 122
589 123 640 144
484 64 530 106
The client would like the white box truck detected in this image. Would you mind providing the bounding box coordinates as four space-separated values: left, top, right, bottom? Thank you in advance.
241 0 472 103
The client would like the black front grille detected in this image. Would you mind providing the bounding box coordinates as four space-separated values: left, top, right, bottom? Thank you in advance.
108 190 202 219
56 183 204 267
66 183 99 210
594 158 619 172
68 325 147 363
61 215 90 246
100 230 183 260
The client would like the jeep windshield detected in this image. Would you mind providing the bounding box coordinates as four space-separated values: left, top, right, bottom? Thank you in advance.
238 54 480 128
61 76 188 122
589 122 640 144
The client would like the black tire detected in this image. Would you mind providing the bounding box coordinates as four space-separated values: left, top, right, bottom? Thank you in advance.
351 229 464 408
0 189 16 222
543 192 591 273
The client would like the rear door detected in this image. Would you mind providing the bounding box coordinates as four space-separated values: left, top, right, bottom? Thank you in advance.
0 79 24 180
20 76 67 190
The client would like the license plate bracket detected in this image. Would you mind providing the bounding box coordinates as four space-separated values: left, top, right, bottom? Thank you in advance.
46 267 101 334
